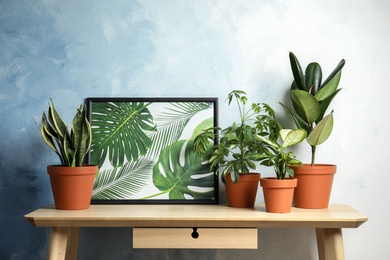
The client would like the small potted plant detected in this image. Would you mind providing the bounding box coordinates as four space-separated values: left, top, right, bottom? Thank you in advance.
280 52 346 208
194 90 274 208
256 128 306 213
41 100 97 210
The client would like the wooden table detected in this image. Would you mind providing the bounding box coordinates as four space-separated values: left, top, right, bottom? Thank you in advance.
25 204 367 260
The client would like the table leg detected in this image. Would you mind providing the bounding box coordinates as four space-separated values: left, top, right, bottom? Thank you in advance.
47 227 80 260
66 227 80 260
316 228 345 260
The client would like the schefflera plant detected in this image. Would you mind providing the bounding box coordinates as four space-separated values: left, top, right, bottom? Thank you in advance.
41 100 92 167
281 52 345 165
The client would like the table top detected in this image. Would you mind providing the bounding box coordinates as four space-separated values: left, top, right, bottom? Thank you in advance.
24 204 367 229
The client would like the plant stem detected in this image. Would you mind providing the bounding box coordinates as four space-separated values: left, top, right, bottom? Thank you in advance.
311 145 316 166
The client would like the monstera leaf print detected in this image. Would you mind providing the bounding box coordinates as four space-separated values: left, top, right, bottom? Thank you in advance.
92 158 153 200
90 102 156 168
145 102 213 159
88 99 216 201
152 139 214 200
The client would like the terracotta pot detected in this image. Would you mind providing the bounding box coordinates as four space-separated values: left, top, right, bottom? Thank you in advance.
291 164 336 209
260 178 297 213
47 165 98 210
225 173 260 208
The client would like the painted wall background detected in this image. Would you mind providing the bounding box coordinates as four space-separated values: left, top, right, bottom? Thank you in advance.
0 0 388 259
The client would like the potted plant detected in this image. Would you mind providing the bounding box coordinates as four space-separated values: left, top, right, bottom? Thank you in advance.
280 51 346 208
194 90 274 208
256 128 306 213
41 100 97 210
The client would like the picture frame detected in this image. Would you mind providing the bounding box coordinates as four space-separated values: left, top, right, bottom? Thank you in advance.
86 97 219 204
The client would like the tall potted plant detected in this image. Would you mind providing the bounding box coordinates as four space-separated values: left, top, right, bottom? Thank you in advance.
194 90 275 208
280 52 346 208
41 100 97 210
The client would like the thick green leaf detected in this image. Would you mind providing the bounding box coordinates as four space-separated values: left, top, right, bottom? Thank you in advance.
280 129 306 148
305 62 322 94
317 89 341 123
48 99 68 139
289 52 307 91
307 113 334 146
321 59 345 87
291 90 321 124
315 70 342 101
41 114 61 155
152 140 215 200
72 105 91 166
279 103 309 132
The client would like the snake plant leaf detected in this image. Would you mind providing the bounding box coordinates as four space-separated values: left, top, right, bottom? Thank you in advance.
72 105 92 166
48 99 68 140
307 112 334 146
314 70 342 102
153 140 214 200
280 129 307 148
289 52 307 91
291 90 321 124
92 159 153 200
305 62 322 94
41 113 62 156
90 102 156 168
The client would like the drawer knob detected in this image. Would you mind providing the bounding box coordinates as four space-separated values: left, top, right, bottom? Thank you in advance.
191 228 199 239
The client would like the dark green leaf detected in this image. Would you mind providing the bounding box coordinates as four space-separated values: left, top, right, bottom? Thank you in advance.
305 62 322 94
291 90 321 124
289 52 306 91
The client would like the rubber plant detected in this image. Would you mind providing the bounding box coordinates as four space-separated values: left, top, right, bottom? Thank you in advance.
280 52 345 165
193 90 278 183
41 99 92 166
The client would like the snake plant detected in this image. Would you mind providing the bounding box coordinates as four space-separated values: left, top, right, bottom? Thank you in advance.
41 100 92 167
281 52 345 165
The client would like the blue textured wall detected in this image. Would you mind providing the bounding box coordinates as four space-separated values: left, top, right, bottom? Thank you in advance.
1 0 390 259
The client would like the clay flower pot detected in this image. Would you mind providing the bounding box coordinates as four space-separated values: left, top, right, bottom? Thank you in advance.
291 164 336 209
47 165 98 210
225 173 260 208
260 178 297 213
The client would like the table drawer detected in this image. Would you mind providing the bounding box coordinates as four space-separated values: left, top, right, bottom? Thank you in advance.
133 228 257 249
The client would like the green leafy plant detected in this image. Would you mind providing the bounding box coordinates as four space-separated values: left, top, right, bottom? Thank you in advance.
256 129 306 179
281 52 345 165
41 100 92 167
194 90 279 183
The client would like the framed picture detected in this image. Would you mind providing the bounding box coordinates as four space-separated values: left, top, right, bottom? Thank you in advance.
86 97 218 204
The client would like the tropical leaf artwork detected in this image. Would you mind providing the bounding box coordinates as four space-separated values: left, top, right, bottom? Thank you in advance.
87 98 217 203
152 140 214 200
